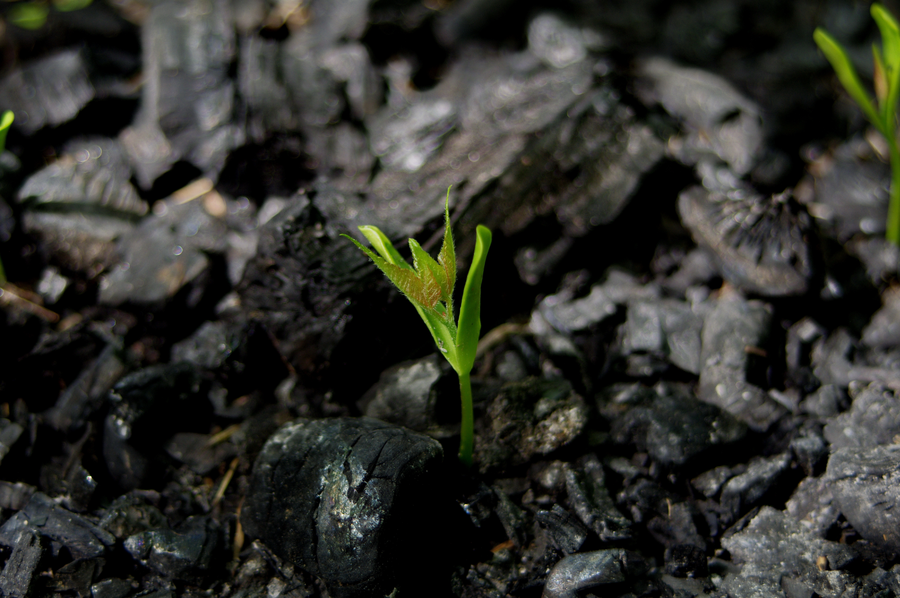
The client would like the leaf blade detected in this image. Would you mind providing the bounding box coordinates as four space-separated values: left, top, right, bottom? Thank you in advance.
455 225 492 374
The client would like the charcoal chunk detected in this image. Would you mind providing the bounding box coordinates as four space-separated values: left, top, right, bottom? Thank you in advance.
827 444 900 552
242 417 444 597
824 383 900 450
124 516 220 579
542 549 645 598
0 529 44 598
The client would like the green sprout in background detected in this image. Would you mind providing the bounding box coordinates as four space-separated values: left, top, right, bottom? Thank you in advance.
343 188 492 466
0 109 13 286
8 0 93 30
815 3 900 246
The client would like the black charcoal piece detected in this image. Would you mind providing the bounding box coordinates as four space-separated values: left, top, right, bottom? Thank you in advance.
124 516 220 579
827 444 900 552
823 383 900 450
623 298 704 374
785 476 839 538
635 56 763 175
611 382 746 466
542 549 645 598
0 50 94 134
360 355 442 432
535 504 589 555
0 493 115 559
0 529 44 598
678 182 813 297
241 417 444 598
103 363 209 490
476 378 587 473
719 453 791 522
722 507 856 598
564 455 631 542
698 289 783 430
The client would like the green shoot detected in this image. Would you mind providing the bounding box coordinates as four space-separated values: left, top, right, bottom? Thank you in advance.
0 110 12 286
343 187 492 466
815 3 900 245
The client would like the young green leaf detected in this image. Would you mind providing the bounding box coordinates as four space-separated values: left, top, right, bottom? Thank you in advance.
814 27 885 133
873 3 900 129
455 225 492 374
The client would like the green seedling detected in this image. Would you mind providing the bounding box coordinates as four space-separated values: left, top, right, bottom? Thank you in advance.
343 188 492 466
815 3 900 245
0 109 12 286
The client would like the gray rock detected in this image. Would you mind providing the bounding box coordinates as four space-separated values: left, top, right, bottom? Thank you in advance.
698 289 783 430
800 384 847 419
542 549 645 598
476 377 588 473
527 13 606 70
361 355 441 432
722 507 856 598
635 56 763 175
612 382 746 467
789 432 827 476
691 465 735 499
241 417 444 597
824 383 900 449
0 49 94 134
827 444 900 552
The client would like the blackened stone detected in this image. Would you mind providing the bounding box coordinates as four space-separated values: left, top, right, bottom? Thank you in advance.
541 549 646 598
647 500 706 551
722 507 856 598
241 417 444 598
611 382 746 467
476 377 587 473
698 288 783 430
0 493 115 559
823 383 900 450
0 529 44 598
719 453 791 522
827 444 900 552
103 362 209 490
0 49 94 134
42 557 102 596
124 516 221 580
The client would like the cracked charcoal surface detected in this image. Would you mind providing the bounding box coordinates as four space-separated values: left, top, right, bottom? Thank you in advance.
241 417 444 598
827 444 900 552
